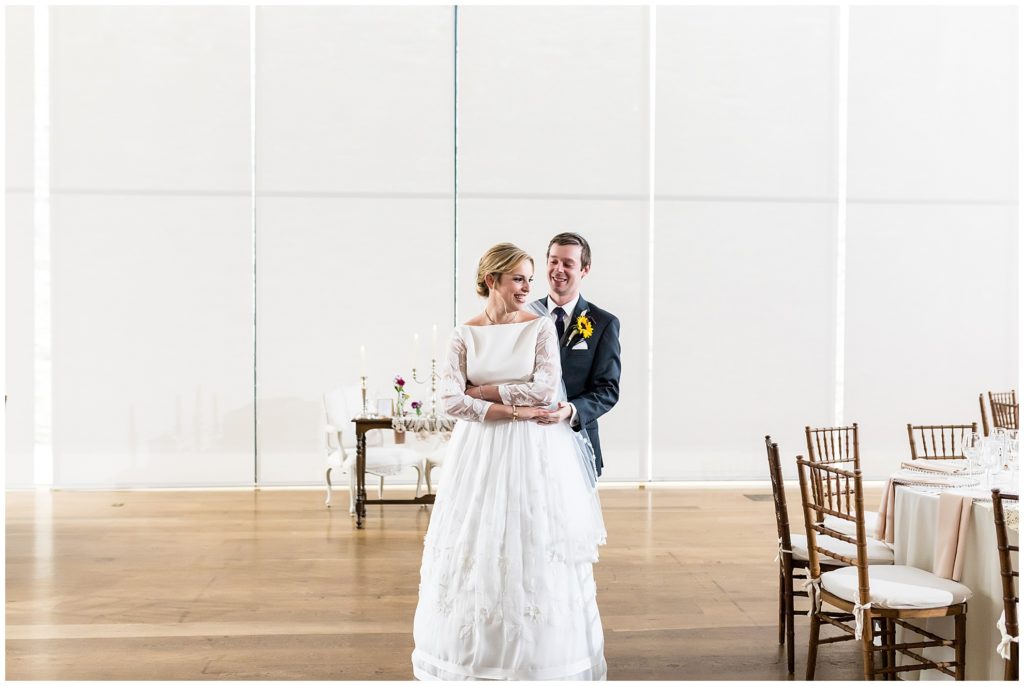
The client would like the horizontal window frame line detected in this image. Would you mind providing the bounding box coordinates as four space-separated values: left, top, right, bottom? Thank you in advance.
846 196 1017 207
657 195 1017 206
40 188 452 199
17 187 1016 207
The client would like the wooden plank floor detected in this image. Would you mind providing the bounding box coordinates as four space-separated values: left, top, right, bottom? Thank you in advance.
6 485 877 680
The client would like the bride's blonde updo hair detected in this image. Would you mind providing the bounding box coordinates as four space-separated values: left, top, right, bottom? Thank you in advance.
475 243 534 298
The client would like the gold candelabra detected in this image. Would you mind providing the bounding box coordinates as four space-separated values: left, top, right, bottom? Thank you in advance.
412 359 440 418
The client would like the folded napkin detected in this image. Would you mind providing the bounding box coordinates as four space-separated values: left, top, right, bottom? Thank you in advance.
876 479 896 544
900 460 964 475
932 493 973 581
891 470 958 487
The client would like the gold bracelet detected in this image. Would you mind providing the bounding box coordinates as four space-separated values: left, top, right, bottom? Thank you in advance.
512 405 518 422
477 386 485 400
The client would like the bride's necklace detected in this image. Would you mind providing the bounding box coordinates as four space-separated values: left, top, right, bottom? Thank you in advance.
484 308 518 325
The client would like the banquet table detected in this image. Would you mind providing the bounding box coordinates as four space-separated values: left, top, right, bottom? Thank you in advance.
892 478 1018 680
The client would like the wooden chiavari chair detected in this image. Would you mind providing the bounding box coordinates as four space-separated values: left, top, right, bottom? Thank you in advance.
766 438 838 673
906 423 977 460
992 489 1019 681
805 424 880 536
765 437 890 674
990 391 1019 432
766 436 804 674
796 457 972 681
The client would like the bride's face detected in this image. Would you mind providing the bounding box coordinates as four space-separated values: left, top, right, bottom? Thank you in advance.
489 259 534 310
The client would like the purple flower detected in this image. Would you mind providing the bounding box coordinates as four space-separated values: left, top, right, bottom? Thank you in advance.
411 401 421 409
394 376 405 387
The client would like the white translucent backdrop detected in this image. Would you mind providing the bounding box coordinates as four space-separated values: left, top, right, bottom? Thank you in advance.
5 7 35 487
254 7 454 485
6 5 1018 488
653 7 839 480
48 7 254 487
844 6 1019 474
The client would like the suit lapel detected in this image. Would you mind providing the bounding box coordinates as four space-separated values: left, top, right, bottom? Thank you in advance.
559 295 590 360
565 295 589 345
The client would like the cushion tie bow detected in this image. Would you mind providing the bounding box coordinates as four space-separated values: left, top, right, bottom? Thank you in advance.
997 610 1019 660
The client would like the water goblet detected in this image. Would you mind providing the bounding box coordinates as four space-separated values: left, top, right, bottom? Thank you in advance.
979 437 1002 490
961 432 982 475
1005 430 1019 486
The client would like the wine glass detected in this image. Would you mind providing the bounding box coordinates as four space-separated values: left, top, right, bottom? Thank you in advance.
1005 430 1019 487
961 432 982 475
979 436 1002 490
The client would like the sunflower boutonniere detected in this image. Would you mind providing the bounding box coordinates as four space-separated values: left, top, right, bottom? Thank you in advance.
564 309 595 348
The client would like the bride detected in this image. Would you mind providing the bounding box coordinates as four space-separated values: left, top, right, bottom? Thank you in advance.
411 243 607 681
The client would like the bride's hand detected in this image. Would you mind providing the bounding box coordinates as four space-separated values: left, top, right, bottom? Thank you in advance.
465 383 488 401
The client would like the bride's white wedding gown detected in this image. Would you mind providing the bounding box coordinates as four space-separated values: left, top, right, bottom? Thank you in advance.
411 316 607 681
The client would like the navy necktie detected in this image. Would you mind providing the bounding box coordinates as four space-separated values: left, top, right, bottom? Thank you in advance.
553 306 566 341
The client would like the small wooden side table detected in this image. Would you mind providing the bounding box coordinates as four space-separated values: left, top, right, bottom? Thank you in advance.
353 417 436 529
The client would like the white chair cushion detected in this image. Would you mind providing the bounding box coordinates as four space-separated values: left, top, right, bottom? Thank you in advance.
825 510 880 538
361 446 421 476
821 564 973 610
791 533 894 565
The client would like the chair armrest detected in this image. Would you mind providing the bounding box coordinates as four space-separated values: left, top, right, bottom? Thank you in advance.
325 424 344 452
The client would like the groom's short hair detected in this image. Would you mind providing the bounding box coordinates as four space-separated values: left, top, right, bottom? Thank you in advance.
547 232 592 270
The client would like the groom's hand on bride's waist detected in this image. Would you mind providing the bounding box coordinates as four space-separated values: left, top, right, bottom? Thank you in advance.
534 402 573 425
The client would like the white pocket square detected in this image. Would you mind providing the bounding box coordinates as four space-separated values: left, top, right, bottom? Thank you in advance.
571 341 588 350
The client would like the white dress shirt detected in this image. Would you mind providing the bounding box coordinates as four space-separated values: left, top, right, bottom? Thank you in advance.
546 294 580 334
546 294 581 428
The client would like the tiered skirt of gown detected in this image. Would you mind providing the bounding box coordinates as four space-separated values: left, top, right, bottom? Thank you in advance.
411 415 607 680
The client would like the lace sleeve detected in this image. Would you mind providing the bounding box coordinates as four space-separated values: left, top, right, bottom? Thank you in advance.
439 327 492 422
497 317 560 407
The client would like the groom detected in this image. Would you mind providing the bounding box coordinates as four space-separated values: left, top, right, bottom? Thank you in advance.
532 232 621 477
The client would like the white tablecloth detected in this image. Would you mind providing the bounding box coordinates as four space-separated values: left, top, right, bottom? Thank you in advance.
894 485 1018 680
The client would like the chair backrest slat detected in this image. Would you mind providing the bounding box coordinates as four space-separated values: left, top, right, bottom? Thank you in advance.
990 390 1020 431
805 424 860 524
906 422 976 460
980 393 991 436
805 423 859 465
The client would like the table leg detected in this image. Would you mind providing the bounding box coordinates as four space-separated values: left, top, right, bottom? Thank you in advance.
356 430 367 528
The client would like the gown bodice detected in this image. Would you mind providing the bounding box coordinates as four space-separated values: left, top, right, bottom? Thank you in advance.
462 318 545 387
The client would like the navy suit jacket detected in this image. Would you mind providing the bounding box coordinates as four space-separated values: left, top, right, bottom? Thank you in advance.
539 295 621 476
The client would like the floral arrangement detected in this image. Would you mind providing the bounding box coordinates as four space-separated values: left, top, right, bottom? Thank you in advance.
411 400 422 417
394 375 410 416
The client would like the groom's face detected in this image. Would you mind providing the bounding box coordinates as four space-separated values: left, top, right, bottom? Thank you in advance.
546 243 589 301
